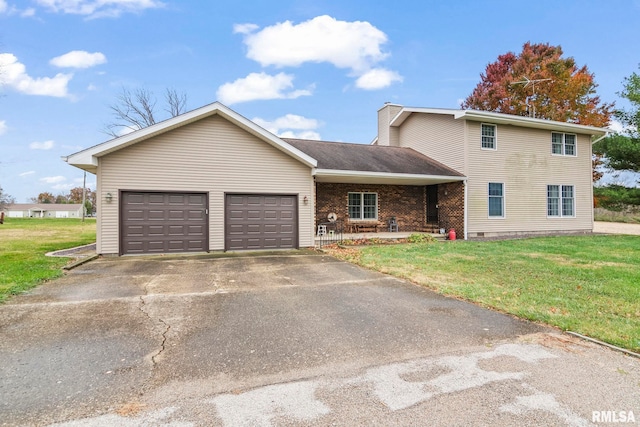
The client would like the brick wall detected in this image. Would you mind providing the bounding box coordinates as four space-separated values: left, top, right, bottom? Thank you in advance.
316 183 426 231
438 181 465 237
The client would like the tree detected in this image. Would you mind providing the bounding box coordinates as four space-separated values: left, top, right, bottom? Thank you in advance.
33 192 55 204
462 42 613 127
104 87 187 137
593 67 640 175
66 186 96 214
0 185 15 210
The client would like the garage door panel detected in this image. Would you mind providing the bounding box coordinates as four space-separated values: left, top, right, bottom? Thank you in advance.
168 195 185 204
148 194 165 204
188 225 204 235
121 192 208 255
126 210 144 220
225 194 298 251
168 210 186 220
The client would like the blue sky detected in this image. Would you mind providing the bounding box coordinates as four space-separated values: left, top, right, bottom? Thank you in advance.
1 0 639 202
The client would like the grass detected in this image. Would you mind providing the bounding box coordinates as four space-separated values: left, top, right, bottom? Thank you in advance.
0 218 96 302
594 207 640 224
328 235 640 352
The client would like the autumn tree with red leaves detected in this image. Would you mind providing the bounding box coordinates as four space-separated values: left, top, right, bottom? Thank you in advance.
462 42 613 127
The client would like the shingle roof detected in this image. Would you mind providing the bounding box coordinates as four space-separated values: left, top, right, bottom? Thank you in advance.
283 139 464 177
6 203 83 211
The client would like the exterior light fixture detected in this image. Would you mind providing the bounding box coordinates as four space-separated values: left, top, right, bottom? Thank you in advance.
105 193 113 203
303 195 309 204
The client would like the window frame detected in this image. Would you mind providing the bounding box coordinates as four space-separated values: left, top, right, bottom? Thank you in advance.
551 132 578 157
487 182 505 219
547 184 575 218
481 123 497 150
347 192 378 221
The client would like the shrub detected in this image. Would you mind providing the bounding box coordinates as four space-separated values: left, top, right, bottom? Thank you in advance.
407 233 437 243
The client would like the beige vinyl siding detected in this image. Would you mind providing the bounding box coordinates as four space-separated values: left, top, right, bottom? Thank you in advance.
397 113 466 174
377 104 402 146
465 121 593 236
97 114 314 254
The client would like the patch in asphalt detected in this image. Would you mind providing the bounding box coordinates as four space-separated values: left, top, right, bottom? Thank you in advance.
46 343 596 427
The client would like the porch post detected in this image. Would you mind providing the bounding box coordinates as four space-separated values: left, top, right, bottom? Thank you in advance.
463 179 468 240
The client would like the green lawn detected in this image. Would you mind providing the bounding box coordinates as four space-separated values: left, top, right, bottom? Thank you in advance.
329 235 640 352
0 218 96 302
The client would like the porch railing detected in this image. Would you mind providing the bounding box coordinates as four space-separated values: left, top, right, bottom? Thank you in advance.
316 220 344 248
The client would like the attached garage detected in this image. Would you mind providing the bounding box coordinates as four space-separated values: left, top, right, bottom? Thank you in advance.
225 194 298 250
63 102 317 256
121 191 208 255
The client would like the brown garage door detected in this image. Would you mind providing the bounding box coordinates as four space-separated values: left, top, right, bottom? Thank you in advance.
225 194 298 250
121 192 208 255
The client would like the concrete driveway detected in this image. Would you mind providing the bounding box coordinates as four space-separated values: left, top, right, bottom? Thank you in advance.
0 253 638 426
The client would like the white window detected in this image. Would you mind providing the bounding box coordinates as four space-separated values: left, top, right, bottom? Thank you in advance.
547 185 574 217
551 132 577 156
481 124 497 150
348 192 378 220
488 182 504 218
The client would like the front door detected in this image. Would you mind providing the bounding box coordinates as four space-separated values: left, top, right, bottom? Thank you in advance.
426 185 438 223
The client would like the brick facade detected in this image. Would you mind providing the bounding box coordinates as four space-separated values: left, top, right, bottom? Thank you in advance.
315 181 465 236
438 181 465 237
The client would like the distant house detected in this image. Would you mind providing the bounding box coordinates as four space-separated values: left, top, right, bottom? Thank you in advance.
3 203 84 218
63 102 606 256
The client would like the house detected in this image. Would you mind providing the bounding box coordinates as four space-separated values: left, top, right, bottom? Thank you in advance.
63 102 606 256
3 203 84 218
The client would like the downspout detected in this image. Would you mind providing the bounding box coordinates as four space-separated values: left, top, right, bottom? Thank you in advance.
463 179 468 240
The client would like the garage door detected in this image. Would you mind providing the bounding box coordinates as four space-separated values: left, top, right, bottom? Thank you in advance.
225 194 298 250
121 192 208 255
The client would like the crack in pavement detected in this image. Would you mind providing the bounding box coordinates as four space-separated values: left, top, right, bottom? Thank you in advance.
137 295 170 367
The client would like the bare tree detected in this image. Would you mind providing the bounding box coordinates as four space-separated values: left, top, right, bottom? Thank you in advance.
0 185 15 210
165 88 187 117
104 87 188 137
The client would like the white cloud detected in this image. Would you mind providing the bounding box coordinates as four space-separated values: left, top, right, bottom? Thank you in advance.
50 50 107 69
253 114 321 140
608 118 637 135
29 140 55 150
238 15 388 73
40 175 66 184
233 23 259 35
0 1 36 16
0 120 7 136
0 53 72 97
217 72 312 105
19 171 35 177
35 0 164 19
279 130 321 140
355 68 403 90
235 15 402 90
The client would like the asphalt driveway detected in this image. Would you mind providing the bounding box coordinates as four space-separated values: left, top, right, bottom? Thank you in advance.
0 253 638 426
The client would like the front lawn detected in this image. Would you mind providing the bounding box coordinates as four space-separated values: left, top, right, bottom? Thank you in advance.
0 218 96 302
329 235 640 352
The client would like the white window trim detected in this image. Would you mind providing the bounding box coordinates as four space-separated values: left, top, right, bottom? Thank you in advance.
481 123 497 151
551 132 578 157
487 182 505 219
348 192 378 221
547 184 576 218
